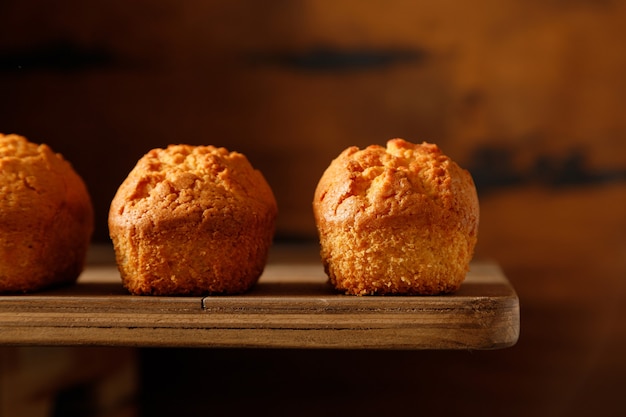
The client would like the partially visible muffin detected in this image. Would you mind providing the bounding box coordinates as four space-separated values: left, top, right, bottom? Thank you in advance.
108 144 277 295
313 138 479 295
0 133 94 293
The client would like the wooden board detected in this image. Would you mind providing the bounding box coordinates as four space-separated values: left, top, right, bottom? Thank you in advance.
0 256 519 350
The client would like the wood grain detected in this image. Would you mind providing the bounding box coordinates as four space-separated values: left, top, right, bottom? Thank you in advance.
0 262 518 350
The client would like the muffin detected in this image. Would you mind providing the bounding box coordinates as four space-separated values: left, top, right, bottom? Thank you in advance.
0 133 94 293
108 144 277 295
313 138 479 295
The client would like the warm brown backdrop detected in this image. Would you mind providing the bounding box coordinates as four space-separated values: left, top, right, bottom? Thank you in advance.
1 1 625 416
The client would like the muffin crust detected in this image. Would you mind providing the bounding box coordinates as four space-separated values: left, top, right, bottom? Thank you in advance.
313 139 479 295
0 134 94 293
109 144 277 295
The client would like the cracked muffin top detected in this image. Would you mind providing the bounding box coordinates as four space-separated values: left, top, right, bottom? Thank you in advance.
109 144 277 231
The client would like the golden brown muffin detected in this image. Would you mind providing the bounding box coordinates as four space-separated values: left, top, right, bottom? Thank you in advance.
0 133 94 293
313 138 479 295
108 144 277 295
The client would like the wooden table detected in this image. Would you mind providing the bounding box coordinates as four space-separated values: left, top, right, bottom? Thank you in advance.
0 245 519 350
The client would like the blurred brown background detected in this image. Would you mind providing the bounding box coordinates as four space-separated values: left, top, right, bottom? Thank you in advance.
1 0 625 416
